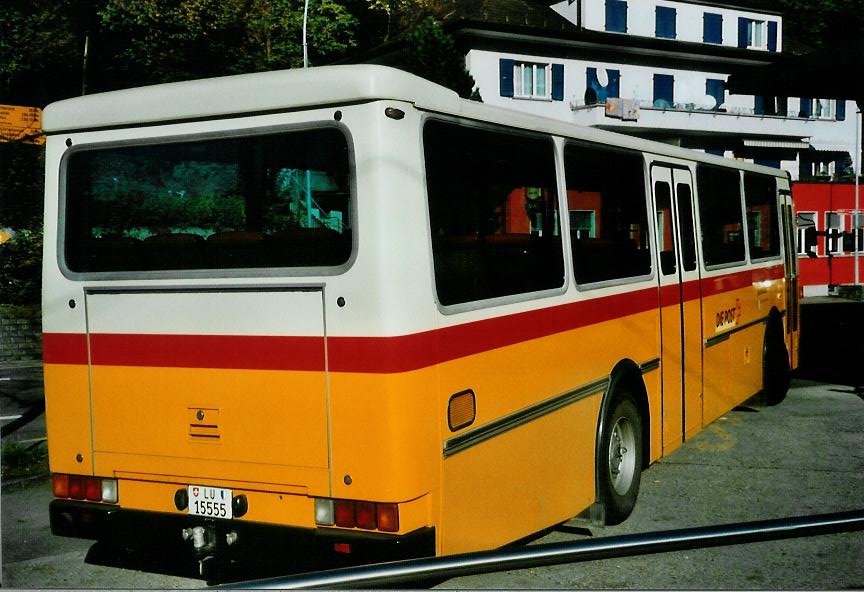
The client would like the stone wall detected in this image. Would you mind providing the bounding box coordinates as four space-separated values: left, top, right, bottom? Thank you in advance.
0 306 42 362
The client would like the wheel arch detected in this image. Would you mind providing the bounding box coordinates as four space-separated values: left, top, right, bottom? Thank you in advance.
595 359 651 498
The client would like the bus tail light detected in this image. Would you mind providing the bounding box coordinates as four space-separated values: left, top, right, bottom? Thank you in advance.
355 502 376 530
376 503 399 532
316 498 399 533
53 474 70 498
334 500 356 528
52 473 118 504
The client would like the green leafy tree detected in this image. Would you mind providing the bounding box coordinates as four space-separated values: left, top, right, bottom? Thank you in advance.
0 0 83 104
400 17 479 100
776 0 863 51
99 0 359 84
0 226 43 306
366 0 455 41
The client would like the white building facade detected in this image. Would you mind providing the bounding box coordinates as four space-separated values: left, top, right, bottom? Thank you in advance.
455 0 855 181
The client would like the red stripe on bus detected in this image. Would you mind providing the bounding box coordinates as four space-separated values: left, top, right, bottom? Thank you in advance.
89 333 326 371
40 265 784 372
42 333 89 365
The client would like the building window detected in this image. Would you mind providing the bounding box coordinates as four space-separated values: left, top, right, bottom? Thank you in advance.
848 213 864 253
499 59 564 101
605 0 628 33
825 212 844 255
703 13 722 44
796 212 816 256
514 62 550 99
569 210 596 238
655 6 677 39
799 97 813 118
815 99 833 119
653 74 674 108
738 18 772 49
585 67 620 104
705 79 725 109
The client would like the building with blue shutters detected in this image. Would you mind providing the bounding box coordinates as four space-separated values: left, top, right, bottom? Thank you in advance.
399 0 857 181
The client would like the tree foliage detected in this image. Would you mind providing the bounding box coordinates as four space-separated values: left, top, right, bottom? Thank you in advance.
0 0 82 104
0 226 43 306
366 0 455 41
775 0 863 51
99 0 359 84
399 17 479 100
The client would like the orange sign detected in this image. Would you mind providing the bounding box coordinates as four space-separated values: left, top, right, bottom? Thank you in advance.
0 105 44 145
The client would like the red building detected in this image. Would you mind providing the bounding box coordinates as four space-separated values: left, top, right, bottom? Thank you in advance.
793 182 864 295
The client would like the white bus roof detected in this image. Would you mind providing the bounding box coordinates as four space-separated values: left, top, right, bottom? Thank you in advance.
42 64 787 179
42 64 461 133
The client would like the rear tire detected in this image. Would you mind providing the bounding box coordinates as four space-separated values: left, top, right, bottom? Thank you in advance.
598 397 643 525
763 319 791 406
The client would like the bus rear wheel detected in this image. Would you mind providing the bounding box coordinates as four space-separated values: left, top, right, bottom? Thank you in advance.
763 319 790 406
599 397 643 525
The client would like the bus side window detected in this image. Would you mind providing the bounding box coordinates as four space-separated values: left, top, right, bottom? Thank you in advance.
424 120 565 307
563 143 652 285
743 173 781 260
696 165 746 267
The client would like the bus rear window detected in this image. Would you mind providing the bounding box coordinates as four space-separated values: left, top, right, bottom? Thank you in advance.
63 127 352 273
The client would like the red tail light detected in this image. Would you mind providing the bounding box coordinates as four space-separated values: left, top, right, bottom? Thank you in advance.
376 503 399 533
85 477 102 501
334 500 356 528
355 501 377 530
317 498 400 533
52 473 118 504
53 474 70 498
69 475 86 499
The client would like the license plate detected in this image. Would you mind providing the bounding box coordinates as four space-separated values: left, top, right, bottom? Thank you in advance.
188 485 233 519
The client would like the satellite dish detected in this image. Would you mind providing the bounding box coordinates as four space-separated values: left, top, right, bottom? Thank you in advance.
596 68 609 87
698 94 718 110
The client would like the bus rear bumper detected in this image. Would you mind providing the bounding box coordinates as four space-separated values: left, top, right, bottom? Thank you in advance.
50 499 435 569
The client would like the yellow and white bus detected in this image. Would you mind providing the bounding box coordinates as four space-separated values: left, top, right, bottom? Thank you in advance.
42 65 798 577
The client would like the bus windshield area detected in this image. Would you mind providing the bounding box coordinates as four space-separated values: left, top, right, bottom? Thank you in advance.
63 127 352 273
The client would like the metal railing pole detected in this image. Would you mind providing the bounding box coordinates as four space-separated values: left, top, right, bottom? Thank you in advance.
220 509 864 590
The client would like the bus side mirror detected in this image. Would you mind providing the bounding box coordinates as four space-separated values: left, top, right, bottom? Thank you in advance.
804 226 818 258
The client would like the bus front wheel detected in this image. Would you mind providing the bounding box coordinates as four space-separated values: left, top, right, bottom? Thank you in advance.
598 397 643 525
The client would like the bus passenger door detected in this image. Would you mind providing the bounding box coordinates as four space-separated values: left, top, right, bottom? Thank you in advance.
651 165 703 454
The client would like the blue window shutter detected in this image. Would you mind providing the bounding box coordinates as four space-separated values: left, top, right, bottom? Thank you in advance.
738 17 749 48
777 96 788 116
754 95 765 115
551 64 565 101
703 13 722 43
607 70 621 99
837 99 846 121
499 59 514 97
606 0 627 32
799 97 812 118
656 6 676 39
653 74 674 106
706 79 725 108
767 21 778 51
